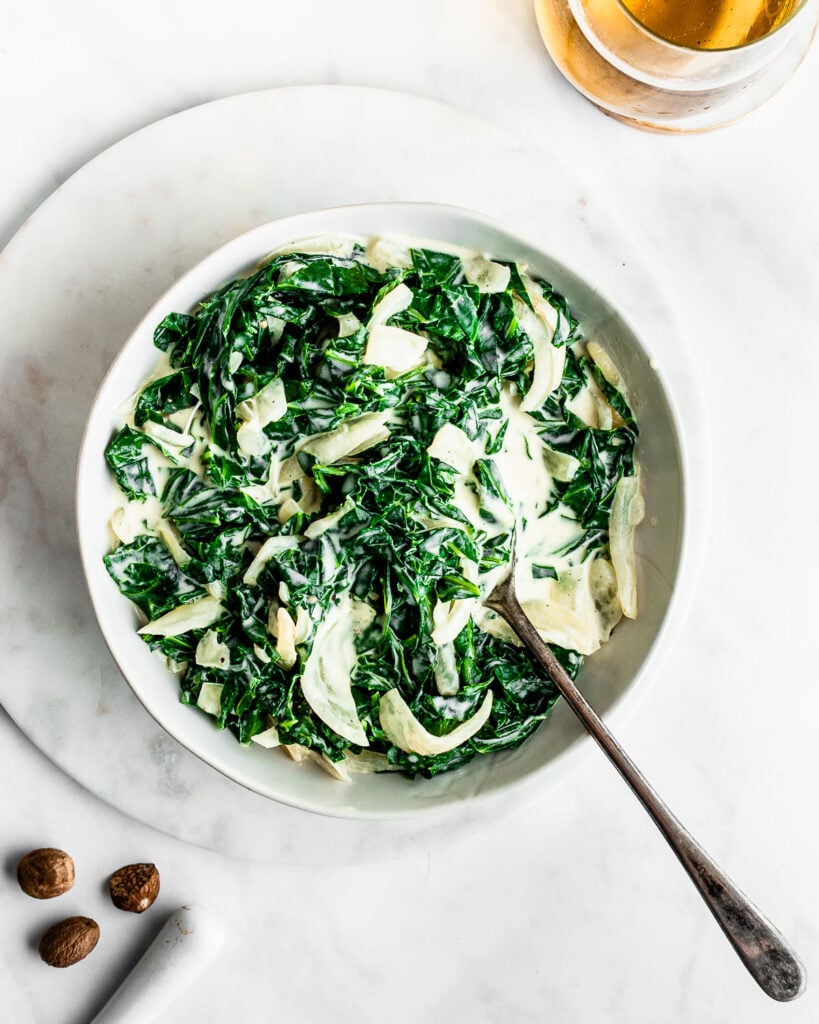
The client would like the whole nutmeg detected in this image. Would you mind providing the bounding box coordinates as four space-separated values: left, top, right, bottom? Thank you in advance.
17 848 75 899
109 862 160 913
39 916 99 968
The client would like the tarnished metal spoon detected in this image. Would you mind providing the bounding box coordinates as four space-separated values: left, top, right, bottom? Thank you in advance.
485 565 805 1001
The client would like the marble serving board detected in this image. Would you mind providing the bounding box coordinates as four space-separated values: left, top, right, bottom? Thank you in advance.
0 86 706 864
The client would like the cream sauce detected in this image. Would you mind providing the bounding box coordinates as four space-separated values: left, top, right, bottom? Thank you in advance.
109 234 639 765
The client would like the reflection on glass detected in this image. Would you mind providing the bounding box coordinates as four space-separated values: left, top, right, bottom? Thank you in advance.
534 0 816 132
621 0 802 50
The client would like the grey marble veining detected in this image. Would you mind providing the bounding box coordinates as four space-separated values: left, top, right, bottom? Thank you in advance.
1 3 818 1023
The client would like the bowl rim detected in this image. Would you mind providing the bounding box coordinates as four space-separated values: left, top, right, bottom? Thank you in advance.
76 200 694 820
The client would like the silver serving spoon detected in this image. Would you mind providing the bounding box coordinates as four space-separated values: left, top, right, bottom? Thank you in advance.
484 564 806 1001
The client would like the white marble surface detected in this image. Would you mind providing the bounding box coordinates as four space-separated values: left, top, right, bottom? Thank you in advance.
0 86 706 857
1 2 818 1022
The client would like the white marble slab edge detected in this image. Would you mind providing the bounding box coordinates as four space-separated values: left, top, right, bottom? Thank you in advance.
0 85 707 864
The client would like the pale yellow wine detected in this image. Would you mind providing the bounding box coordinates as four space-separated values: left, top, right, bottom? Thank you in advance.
620 0 802 49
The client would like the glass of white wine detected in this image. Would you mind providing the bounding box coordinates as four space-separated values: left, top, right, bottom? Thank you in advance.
534 0 818 131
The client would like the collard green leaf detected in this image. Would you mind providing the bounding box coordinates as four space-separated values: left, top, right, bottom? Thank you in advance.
276 258 385 298
134 370 195 427
105 426 157 500
104 535 203 619
153 312 197 356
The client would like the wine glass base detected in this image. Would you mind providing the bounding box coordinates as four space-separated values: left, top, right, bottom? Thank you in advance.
534 0 818 133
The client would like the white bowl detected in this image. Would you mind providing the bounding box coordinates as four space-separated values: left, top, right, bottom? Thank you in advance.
77 202 688 819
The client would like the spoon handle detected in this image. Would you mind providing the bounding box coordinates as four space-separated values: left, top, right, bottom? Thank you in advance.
490 585 805 1001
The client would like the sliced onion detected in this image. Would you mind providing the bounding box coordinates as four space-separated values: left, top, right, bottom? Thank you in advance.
379 688 493 755
426 423 476 475
138 596 223 637
196 682 223 717
243 535 303 586
250 723 281 748
299 412 390 465
463 256 511 294
363 325 428 376
513 293 565 412
300 597 374 746
195 630 230 670
609 474 644 619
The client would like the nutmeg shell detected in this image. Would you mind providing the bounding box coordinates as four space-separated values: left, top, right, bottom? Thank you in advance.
109 862 160 913
17 848 75 899
39 916 99 967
